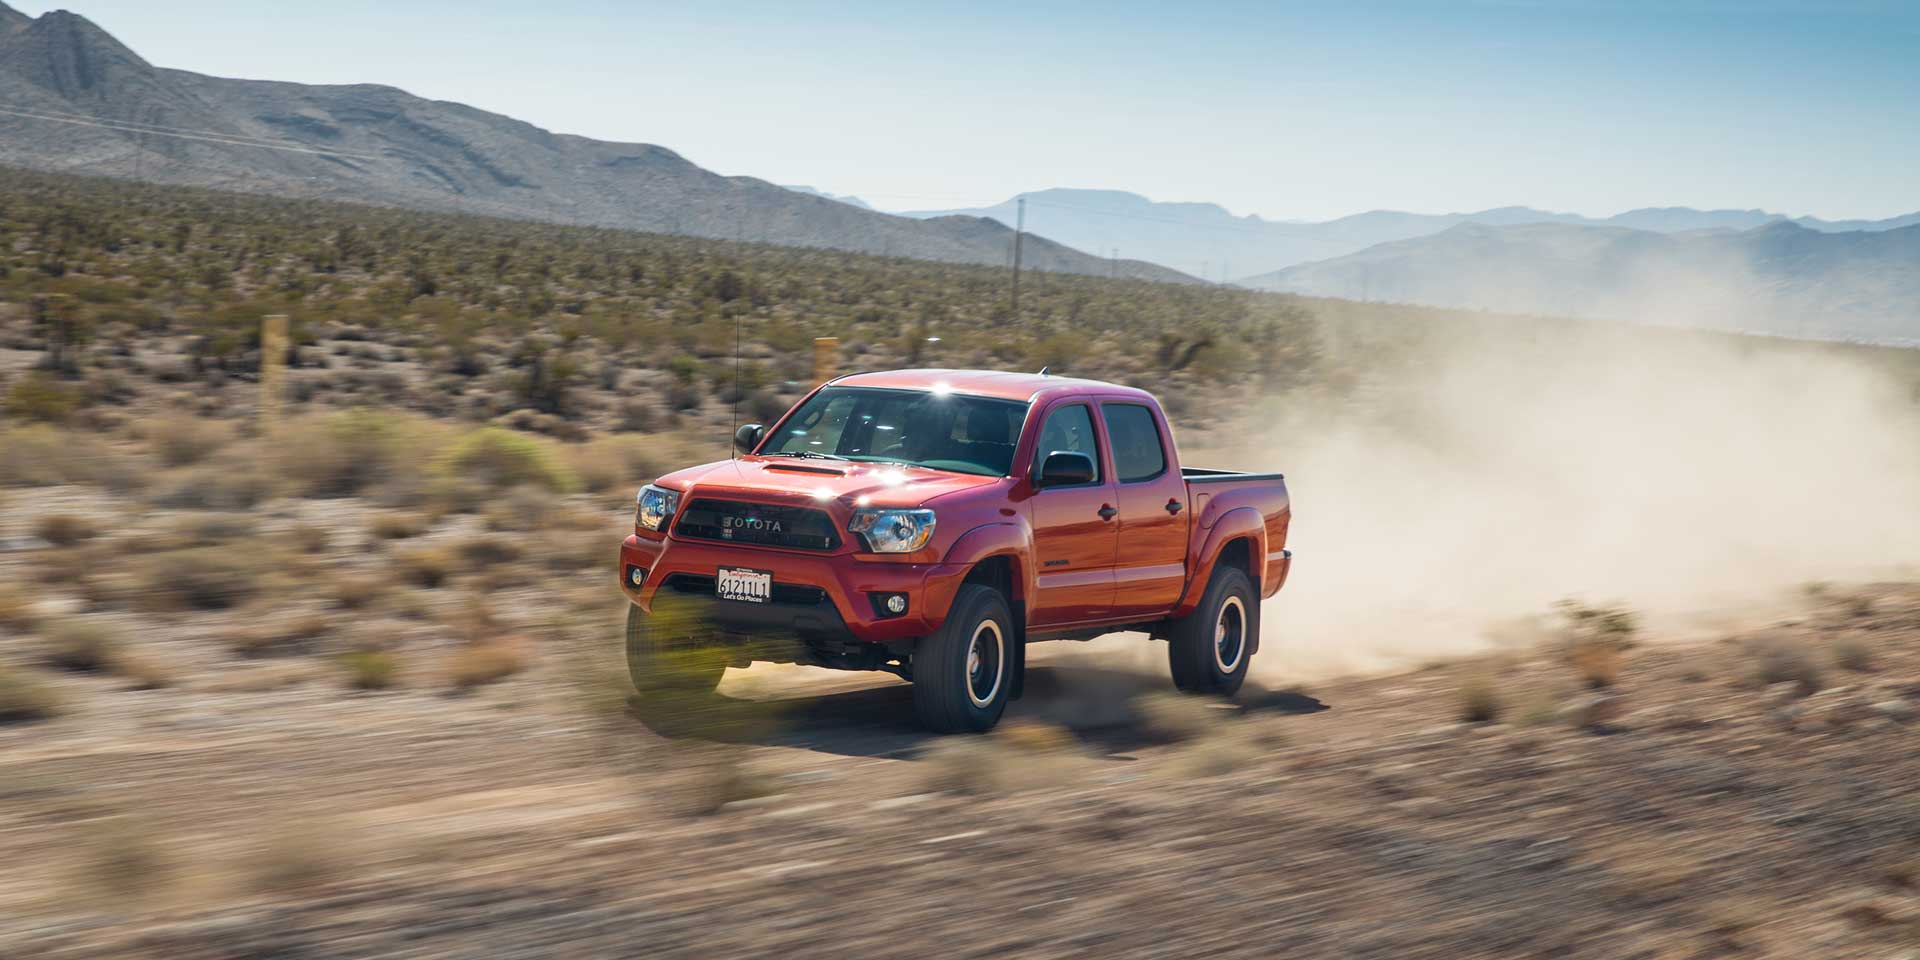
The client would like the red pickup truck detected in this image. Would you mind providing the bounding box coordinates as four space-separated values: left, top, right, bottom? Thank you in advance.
618 369 1292 732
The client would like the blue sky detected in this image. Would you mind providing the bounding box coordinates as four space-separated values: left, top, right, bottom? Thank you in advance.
15 0 1919 221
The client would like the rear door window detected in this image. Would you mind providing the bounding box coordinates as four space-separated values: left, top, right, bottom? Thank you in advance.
1100 402 1167 483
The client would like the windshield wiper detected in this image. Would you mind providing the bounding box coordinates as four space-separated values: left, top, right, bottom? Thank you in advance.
765 450 850 461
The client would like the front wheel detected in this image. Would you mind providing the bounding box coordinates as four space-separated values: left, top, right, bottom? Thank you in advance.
912 584 1015 733
625 603 726 700
1168 566 1256 696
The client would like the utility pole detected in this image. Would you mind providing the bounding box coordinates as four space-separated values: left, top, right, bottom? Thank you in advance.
1009 197 1025 321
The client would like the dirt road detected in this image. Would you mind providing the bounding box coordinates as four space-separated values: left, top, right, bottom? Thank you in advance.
5 581 1920 959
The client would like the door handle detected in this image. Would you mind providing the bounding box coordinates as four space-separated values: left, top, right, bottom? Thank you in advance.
1098 504 1118 521
1165 499 1183 515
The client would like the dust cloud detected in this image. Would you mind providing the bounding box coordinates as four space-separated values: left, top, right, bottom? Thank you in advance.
1242 321 1920 681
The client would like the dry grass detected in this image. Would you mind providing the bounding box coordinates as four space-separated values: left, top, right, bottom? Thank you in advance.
0 664 62 723
675 748 780 817
0 583 39 631
1571 643 1623 689
249 822 348 894
445 637 530 692
1167 731 1264 779
33 513 99 547
341 650 399 690
455 534 524 570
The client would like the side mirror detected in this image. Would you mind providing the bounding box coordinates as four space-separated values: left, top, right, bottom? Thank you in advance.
1036 451 1096 488
733 422 765 454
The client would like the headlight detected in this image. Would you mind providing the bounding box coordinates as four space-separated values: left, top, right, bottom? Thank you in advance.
849 508 936 553
636 484 680 532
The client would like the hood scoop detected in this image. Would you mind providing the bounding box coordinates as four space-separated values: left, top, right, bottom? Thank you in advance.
762 462 848 477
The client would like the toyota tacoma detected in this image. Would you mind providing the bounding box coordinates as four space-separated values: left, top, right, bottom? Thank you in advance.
618 369 1292 732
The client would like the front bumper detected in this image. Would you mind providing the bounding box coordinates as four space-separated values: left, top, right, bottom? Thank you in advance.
618 534 970 644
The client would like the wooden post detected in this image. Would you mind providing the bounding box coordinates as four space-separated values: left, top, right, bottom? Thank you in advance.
812 337 839 388
260 314 288 431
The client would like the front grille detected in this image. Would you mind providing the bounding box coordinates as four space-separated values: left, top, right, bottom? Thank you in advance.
674 499 840 552
660 573 827 606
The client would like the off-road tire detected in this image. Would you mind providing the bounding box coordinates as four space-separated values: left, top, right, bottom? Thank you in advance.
625 603 725 699
912 585 1015 733
1168 565 1256 696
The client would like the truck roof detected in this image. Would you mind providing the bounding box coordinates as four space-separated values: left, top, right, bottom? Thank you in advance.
830 368 1154 404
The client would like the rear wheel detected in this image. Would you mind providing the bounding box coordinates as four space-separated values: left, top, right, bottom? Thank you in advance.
1168 565 1256 696
912 585 1014 733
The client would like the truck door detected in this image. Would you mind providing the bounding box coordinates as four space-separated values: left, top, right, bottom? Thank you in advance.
1099 399 1190 619
1026 400 1118 626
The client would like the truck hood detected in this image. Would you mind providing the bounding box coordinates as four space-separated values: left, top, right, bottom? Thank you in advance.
656 457 1006 510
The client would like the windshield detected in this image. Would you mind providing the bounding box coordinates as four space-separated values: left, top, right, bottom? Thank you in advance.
760 387 1030 477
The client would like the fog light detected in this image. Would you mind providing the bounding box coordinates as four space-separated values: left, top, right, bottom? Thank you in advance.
627 565 647 587
871 592 909 617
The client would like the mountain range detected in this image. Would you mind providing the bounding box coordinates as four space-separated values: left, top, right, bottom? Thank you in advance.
0 3 1189 283
904 189 1920 281
1241 220 1920 344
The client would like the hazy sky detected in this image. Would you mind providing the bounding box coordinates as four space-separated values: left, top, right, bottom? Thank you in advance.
14 0 1920 221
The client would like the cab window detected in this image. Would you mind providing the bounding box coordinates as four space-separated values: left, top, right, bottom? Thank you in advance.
1032 403 1101 483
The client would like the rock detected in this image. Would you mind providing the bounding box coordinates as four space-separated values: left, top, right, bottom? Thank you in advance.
1870 699 1915 723
1560 693 1622 729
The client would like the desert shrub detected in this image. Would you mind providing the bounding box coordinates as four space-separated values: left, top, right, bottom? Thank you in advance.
33 513 97 547
1556 599 1638 688
568 436 668 494
615 398 658 433
455 534 523 569
368 512 429 540
0 426 137 489
230 613 332 658
81 817 170 903
42 619 121 672
150 458 274 510
446 637 529 692
396 547 457 588
341 650 398 690
330 574 387 609
137 548 260 610
146 414 228 467
482 485 558 531
116 652 176 690
1752 639 1823 696
285 523 331 554
277 410 409 497
0 583 39 631
0 664 61 723
442 427 577 492
249 823 346 894
1832 636 1875 672
4 372 81 423
1458 676 1503 723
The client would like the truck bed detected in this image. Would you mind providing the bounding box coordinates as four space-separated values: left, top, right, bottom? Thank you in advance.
1181 467 1286 483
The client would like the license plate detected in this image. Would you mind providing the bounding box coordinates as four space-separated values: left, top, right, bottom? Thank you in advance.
716 567 772 604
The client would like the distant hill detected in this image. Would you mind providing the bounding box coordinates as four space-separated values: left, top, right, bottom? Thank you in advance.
905 189 1920 281
0 3 1190 283
1241 220 1920 344
782 185 873 210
